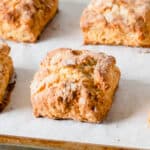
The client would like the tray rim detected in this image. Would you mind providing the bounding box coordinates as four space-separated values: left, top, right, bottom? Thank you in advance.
0 134 139 150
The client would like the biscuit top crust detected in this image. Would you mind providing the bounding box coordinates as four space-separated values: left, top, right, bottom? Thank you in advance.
81 0 150 32
0 43 10 55
0 43 11 77
31 48 117 107
0 0 56 26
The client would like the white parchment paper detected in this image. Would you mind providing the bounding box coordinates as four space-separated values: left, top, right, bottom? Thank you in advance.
0 0 150 149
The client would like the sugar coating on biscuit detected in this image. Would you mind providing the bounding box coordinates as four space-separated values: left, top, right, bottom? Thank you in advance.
0 0 58 42
31 48 120 123
80 0 150 47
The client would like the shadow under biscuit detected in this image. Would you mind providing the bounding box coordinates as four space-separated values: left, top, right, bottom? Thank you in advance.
39 1 86 42
3 68 35 113
105 79 150 124
0 73 16 112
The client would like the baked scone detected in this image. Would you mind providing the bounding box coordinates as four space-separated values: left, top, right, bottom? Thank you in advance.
30 48 120 123
0 0 58 42
0 43 13 110
80 0 150 47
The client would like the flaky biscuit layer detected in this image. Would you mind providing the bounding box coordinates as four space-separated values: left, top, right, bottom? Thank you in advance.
0 43 13 105
0 0 58 42
31 48 120 123
80 0 150 47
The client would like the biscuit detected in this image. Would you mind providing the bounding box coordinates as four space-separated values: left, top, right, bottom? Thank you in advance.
0 43 13 108
0 0 58 42
30 48 120 123
80 0 150 47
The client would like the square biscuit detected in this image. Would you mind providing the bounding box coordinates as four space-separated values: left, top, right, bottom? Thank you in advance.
0 0 58 42
80 0 150 47
0 43 13 109
30 48 120 123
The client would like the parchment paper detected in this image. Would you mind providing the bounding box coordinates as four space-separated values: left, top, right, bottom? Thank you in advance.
0 0 150 149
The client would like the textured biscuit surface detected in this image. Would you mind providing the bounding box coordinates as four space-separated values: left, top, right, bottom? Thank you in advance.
80 0 150 47
0 43 13 105
31 48 120 123
0 0 58 42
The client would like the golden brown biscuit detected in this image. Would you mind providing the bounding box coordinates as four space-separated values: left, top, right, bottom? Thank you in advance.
0 0 58 42
30 48 120 123
80 0 150 47
0 43 13 107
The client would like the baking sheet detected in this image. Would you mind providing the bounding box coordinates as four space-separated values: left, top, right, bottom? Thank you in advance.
0 0 150 149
